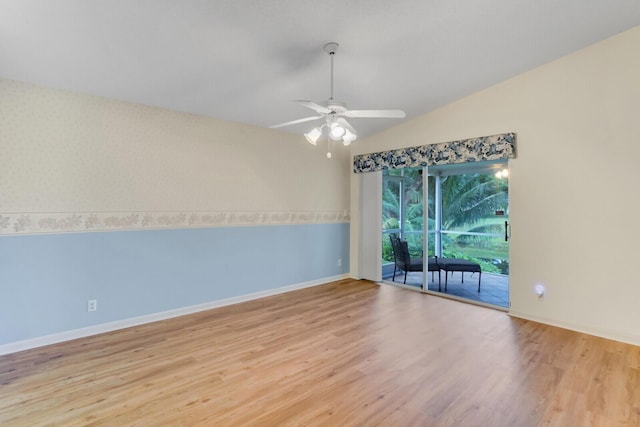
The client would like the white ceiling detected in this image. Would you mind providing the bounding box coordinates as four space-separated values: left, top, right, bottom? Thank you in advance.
1 1 639 138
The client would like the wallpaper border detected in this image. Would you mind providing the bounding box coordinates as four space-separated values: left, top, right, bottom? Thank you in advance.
0 210 350 236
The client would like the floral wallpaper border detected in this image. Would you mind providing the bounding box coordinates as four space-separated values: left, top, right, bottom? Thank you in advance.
353 132 516 173
0 210 350 236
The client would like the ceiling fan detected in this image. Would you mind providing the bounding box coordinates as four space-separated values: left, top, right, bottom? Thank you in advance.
270 42 406 146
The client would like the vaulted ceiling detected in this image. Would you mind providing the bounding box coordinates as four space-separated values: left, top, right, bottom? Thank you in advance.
1 1 639 138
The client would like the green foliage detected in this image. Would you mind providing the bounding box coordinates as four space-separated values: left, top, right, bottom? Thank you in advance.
440 173 508 230
382 167 509 273
382 237 394 262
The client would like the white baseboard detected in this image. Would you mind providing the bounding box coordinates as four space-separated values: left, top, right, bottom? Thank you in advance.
509 311 640 348
0 274 349 356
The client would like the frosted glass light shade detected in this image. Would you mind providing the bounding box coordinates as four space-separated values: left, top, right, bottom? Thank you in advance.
329 122 346 140
342 129 356 146
304 127 323 145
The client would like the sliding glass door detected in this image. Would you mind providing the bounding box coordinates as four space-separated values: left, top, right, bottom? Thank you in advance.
382 161 510 308
429 162 510 307
381 167 425 287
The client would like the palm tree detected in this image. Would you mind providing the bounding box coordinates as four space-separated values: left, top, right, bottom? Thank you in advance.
438 173 508 272
440 173 507 230
383 168 509 272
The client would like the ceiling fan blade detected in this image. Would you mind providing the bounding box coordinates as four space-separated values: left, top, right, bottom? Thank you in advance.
269 115 323 129
295 100 332 114
343 109 406 119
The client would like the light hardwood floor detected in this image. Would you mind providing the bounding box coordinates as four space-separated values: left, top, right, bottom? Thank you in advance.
1 279 639 426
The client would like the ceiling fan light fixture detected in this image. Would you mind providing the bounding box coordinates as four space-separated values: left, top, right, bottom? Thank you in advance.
329 122 346 140
304 126 323 145
270 41 405 154
342 129 356 146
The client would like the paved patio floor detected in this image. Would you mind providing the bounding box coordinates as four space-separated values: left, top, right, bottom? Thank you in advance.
383 270 509 308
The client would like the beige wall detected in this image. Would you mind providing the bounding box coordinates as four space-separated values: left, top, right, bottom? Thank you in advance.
351 26 640 345
0 79 350 234
0 80 352 351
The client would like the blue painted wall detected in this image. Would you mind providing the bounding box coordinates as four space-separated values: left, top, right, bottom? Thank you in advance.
0 223 349 345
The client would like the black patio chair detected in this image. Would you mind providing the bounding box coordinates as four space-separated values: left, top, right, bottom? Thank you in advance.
389 235 440 287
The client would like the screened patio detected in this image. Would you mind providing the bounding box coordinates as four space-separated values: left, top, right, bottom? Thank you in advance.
383 270 509 308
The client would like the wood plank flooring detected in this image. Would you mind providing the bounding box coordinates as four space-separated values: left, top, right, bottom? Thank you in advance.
1 279 639 426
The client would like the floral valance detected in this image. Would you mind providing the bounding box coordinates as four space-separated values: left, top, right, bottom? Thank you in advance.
353 132 516 173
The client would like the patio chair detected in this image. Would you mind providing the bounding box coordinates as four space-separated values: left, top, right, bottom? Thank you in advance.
390 235 440 287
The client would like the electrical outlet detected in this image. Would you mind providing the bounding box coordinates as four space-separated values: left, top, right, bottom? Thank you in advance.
87 299 97 312
338 258 342 267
